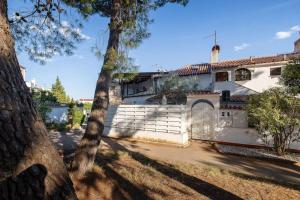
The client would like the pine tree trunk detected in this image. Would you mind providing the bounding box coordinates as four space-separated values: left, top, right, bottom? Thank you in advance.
0 1 77 199
72 0 122 176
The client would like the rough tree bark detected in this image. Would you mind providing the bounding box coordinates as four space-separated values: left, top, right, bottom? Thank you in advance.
0 1 77 199
72 0 122 176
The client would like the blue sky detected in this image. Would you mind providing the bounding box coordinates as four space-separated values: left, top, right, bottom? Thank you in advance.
9 0 300 99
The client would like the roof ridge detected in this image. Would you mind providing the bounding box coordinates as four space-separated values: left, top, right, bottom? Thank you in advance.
186 52 296 67
216 54 283 63
177 64 192 70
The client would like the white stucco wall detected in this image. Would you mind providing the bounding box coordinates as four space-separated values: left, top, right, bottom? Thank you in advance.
104 127 189 145
237 64 283 92
187 100 300 150
219 109 248 128
214 127 300 150
214 81 257 95
101 102 300 150
213 109 300 150
212 63 285 95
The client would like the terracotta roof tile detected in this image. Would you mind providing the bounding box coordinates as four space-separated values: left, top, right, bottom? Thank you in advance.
211 54 287 69
176 52 300 76
175 64 210 76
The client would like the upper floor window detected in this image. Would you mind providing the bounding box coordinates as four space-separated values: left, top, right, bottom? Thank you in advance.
270 67 281 76
235 68 251 81
215 72 228 82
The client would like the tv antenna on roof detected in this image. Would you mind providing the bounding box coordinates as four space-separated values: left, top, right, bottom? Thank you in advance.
204 30 217 45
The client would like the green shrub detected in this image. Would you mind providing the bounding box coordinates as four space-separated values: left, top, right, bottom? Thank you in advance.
46 122 69 132
71 107 84 127
281 56 300 94
247 88 300 155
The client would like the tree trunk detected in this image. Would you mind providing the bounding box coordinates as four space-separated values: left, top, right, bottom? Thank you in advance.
0 1 77 199
71 0 122 176
273 134 286 156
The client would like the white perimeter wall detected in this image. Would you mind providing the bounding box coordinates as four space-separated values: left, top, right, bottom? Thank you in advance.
103 104 300 150
215 127 300 150
215 109 300 150
47 106 69 123
103 105 189 145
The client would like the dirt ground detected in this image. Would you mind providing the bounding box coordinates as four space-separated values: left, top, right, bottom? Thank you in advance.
50 131 300 186
68 149 300 200
49 131 300 199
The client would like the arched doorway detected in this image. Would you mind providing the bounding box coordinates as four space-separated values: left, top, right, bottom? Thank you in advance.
191 100 215 140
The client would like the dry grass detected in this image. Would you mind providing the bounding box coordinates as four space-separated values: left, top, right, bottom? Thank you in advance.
69 150 300 200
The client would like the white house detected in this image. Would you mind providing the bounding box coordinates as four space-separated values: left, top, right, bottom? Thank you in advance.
117 37 300 105
103 38 300 149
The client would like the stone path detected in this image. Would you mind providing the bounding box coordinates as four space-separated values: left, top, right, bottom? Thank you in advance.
49 130 300 186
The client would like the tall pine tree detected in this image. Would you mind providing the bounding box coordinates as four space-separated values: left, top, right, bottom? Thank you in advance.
0 1 77 198
51 76 69 104
63 0 189 176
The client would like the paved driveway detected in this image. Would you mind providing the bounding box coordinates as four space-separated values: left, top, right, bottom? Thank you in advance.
49 130 300 186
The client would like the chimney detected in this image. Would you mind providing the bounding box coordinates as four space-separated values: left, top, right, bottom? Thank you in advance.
211 44 220 63
294 38 300 53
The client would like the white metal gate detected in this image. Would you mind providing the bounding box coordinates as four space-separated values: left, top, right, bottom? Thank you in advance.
191 101 214 140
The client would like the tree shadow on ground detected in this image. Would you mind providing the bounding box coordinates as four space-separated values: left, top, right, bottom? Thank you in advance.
49 130 83 157
102 138 243 200
69 152 155 200
199 150 300 190
101 164 155 200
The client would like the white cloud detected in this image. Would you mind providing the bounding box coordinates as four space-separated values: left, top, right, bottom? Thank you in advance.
234 43 250 51
275 31 292 39
74 28 91 40
291 25 300 32
275 25 300 39
59 20 91 40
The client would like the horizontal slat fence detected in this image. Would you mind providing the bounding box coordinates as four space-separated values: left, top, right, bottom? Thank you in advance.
105 105 187 134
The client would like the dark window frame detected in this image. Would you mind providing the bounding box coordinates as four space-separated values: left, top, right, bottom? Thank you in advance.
215 72 229 82
235 68 251 81
270 67 281 76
